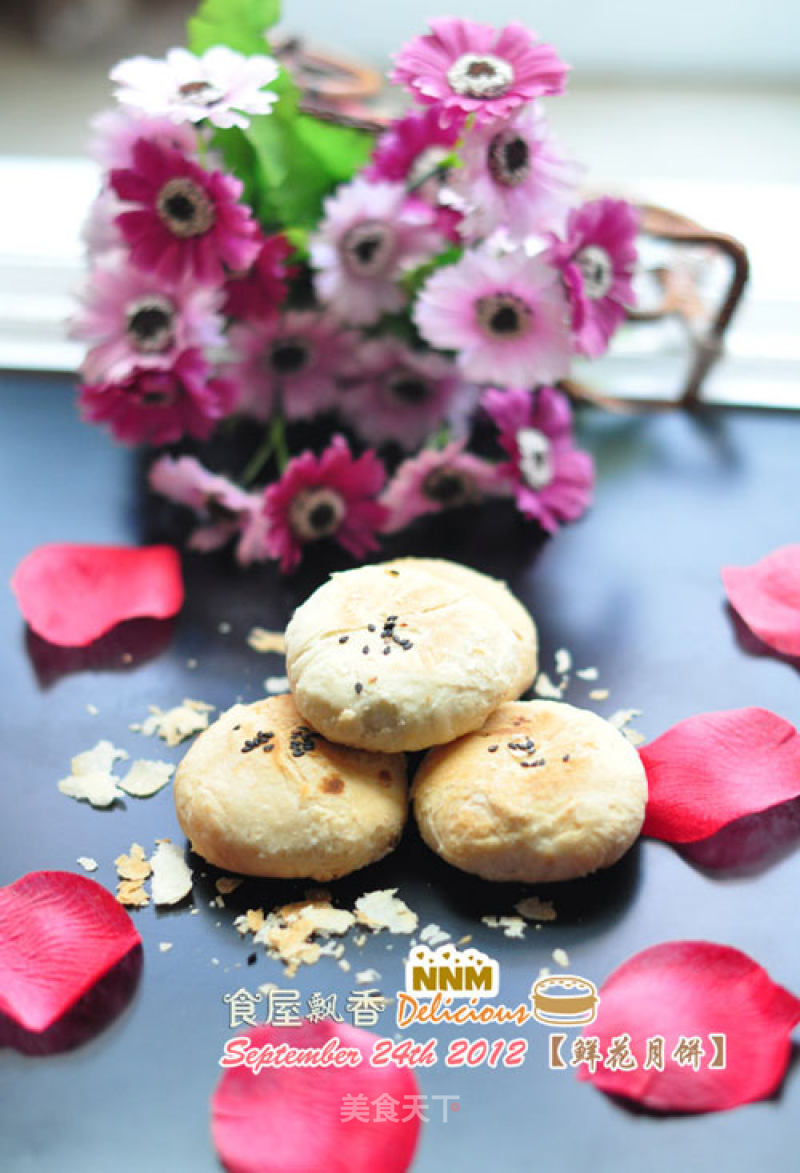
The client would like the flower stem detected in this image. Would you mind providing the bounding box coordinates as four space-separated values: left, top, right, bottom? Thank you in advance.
240 426 275 486
270 414 290 472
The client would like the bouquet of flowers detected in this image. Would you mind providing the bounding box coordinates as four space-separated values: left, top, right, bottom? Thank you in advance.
71 0 639 572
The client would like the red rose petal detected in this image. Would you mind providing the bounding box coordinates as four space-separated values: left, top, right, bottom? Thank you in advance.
641 708 800 843
11 543 183 647
212 1022 422 1173
578 941 800 1112
0 871 142 1032
723 545 800 656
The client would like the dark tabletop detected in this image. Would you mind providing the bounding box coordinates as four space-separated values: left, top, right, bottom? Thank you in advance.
2 373 800 1173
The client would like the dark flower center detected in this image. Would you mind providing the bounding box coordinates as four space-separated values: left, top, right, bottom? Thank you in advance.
177 79 224 106
269 338 311 376
422 468 474 506
125 297 175 353
387 371 431 405
476 293 533 340
488 131 531 187
447 53 514 99
131 370 179 408
341 220 396 278
156 177 215 238
288 487 346 541
576 245 614 300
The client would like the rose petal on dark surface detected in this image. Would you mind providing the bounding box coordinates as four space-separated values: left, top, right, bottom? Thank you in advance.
0 872 142 1033
579 941 800 1112
25 616 176 687
723 545 800 656
212 1022 422 1173
641 708 800 843
11 543 183 647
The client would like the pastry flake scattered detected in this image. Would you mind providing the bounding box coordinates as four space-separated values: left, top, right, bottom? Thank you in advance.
589 688 610 701
264 675 289 694
57 739 129 807
609 708 645 746
552 947 570 968
131 699 214 746
150 840 193 906
118 759 175 798
76 857 98 873
515 896 557 922
355 889 418 934
216 877 242 896
533 671 565 700
247 627 287 655
482 915 526 939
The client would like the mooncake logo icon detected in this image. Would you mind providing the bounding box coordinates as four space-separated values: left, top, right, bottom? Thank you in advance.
404 944 500 1000
529 974 599 1025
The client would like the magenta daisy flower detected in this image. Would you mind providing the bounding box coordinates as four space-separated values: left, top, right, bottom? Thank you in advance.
263 436 388 572
309 178 443 326
79 348 236 446
340 338 471 450
448 104 580 242
71 253 225 383
366 105 464 200
148 455 269 564
547 198 639 357
481 385 593 532
223 234 294 322
89 107 198 170
391 18 568 126
381 441 506 532
414 247 572 386
111 139 260 285
111 46 279 130
228 314 358 422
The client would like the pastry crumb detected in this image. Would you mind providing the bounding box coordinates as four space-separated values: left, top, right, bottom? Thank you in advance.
247 627 287 655
159 942 173 953
218 621 232 635
420 923 451 947
355 968 381 984
264 675 289 694
589 688 610 701
216 876 242 896
576 666 599 681
150 841 193 906
339 959 351 972
118 759 175 798
355 889 418 934
554 647 572 677
76 856 98 872
552 947 570 968
482 915 526 939
131 699 214 746
514 896 557 922
534 671 565 700
86 703 99 716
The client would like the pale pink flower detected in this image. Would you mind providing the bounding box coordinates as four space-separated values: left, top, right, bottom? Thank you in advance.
310 178 443 326
82 189 125 258
149 454 268 564
111 46 279 130
547 197 639 357
89 107 198 170
228 314 358 422
481 385 593 531
391 18 568 126
381 441 506 532
414 247 572 386
71 253 225 384
448 104 579 242
111 139 260 285
340 338 471 450
79 348 235 446
263 436 388 572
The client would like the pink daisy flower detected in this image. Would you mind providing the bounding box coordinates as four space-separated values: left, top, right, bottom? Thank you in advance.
79 348 236 446
70 253 225 384
365 106 464 201
448 104 580 242
340 338 471 451
228 314 358 422
263 436 388 572
481 385 593 532
111 139 260 285
414 247 572 386
309 178 443 326
148 455 269 564
89 107 198 170
391 18 568 126
110 46 279 130
381 441 506 532
82 189 125 259
547 198 639 357
223 234 294 322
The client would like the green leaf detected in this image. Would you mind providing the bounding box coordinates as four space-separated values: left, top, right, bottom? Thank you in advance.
188 0 281 56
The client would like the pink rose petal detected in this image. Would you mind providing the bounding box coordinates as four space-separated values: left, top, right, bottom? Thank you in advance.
723 545 800 656
578 941 800 1113
11 543 183 646
0 871 142 1033
641 708 800 843
212 1022 422 1173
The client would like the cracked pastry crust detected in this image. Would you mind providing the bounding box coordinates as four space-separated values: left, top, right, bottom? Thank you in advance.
173 694 408 880
412 700 647 882
285 558 538 752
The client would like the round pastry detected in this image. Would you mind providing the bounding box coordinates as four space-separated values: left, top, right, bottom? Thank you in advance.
285 558 538 753
412 700 647 882
173 694 408 881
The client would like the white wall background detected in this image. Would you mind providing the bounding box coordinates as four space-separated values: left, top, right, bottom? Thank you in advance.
279 0 800 79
